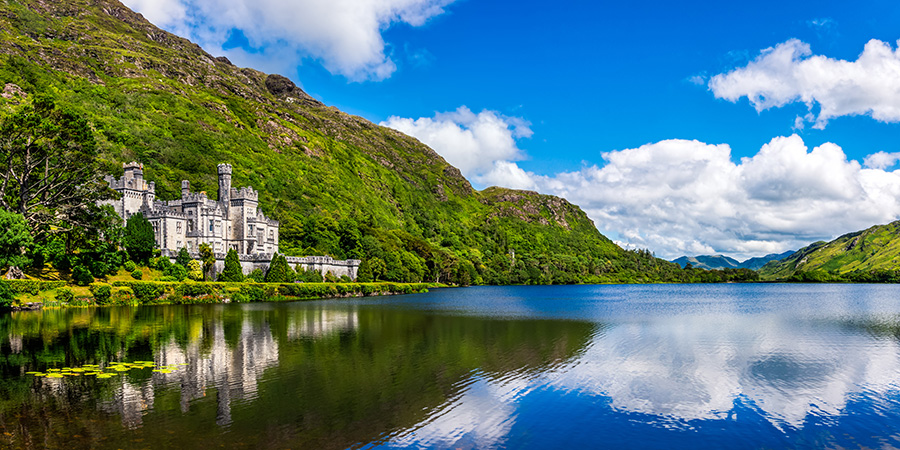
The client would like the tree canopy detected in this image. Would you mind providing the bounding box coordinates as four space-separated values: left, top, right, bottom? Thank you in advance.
0 95 109 240
0 207 32 269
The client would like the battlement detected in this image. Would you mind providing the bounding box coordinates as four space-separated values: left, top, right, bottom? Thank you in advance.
231 186 259 201
104 169 154 193
217 163 232 175
181 191 208 203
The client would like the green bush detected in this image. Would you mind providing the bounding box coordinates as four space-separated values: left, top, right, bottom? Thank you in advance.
124 260 136 272
231 292 249 303
129 282 166 302
89 283 112 304
55 288 74 303
5 280 65 293
0 280 13 307
131 269 143 280
72 265 93 286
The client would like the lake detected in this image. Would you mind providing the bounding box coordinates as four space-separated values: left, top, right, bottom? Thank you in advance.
2 284 900 449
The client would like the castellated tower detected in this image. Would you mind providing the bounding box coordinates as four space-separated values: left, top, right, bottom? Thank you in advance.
217 163 232 209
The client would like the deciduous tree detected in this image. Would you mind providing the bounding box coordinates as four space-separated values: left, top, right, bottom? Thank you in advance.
0 207 32 269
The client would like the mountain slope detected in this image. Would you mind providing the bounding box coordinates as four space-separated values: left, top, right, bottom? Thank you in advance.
759 221 900 280
0 0 688 284
741 251 795 271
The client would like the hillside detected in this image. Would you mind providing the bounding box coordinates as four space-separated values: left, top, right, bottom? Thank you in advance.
0 0 690 284
672 251 794 271
760 221 900 280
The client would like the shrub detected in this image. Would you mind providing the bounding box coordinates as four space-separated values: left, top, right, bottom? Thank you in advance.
324 271 338 283
265 253 294 283
175 247 191 267
124 260 136 272
55 288 74 303
166 263 188 281
187 260 203 281
0 280 13 307
72 265 94 286
89 283 112 304
220 249 243 282
5 280 66 293
246 268 265 283
339 275 352 283
231 292 249 303
130 282 166 302
131 269 143 280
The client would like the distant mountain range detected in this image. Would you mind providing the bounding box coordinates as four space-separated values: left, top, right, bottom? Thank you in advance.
672 251 796 271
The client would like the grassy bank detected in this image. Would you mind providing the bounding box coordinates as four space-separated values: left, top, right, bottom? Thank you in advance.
6 279 442 309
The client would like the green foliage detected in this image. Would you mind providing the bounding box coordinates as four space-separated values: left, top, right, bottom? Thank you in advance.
246 268 265 283
124 213 154 263
54 287 74 304
164 263 187 281
0 208 32 269
220 249 243 282
129 282 166 302
175 247 191 267
0 279 12 306
186 260 203 281
71 265 93 286
357 259 373 282
324 271 338 283
89 283 112 304
265 253 294 283
5 279 65 293
198 243 214 281
130 268 143 280
369 258 386 282
123 260 136 272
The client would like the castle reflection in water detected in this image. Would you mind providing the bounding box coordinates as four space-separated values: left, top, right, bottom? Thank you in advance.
18 308 358 429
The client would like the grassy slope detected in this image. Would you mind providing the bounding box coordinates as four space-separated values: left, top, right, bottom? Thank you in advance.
0 0 684 284
760 221 900 279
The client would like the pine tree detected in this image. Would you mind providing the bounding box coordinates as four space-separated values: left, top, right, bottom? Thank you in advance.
220 249 243 282
265 253 294 283
198 243 214 281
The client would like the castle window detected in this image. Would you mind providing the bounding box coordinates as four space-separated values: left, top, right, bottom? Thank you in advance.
188 220 194 232
249 224 254 234
176 222 183 234
209 221 213 232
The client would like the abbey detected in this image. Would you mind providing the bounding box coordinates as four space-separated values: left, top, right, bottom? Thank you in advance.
102 163 360 279
103 162 279 255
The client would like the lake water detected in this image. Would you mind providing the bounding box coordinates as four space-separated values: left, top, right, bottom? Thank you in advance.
3 284 900 449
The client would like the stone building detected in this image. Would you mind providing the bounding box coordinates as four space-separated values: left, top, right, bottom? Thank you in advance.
103 162 279 255
103 162 359 279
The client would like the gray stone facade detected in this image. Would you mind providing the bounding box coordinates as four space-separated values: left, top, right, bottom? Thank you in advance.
103 162 359 279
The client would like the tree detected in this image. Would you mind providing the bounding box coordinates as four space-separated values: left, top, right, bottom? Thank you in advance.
369 257 386 282
0 279 13 307
175 247 191 267
187 260 203 281
220 249 243 282
265 253 293 283
124 213 155 263
357 259 373 282
0 95 110 239
0 207 32 269
198 243 215 281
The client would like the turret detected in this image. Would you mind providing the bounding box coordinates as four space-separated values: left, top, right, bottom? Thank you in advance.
182 180 190 199
217 163 232 208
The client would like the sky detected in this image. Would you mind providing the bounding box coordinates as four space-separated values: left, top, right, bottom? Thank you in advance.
121 0 900 260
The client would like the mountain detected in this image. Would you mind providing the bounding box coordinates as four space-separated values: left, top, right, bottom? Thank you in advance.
759 221 900 280
740 251 795 271
0 0 690 284
672 251 795 271
672 255 740 271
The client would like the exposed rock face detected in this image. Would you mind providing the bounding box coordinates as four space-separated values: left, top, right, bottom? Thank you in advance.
265 74 320 105
1 83 25 100
4 266 25 280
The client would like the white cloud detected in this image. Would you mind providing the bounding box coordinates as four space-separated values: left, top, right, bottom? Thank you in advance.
381 107 534 187
384 105 900 259
529 135 900 259
121 0 455 81
709 38 900 128
863 151 900 170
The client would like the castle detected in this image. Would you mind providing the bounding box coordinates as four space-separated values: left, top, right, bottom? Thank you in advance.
102 162 359 279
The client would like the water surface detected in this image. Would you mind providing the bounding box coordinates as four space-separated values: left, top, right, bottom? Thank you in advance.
2 284 900 449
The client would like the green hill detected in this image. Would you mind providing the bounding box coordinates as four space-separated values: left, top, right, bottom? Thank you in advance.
759 221 900 281
0 0 694 284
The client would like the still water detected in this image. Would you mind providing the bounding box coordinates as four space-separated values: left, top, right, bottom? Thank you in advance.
2 284 900 449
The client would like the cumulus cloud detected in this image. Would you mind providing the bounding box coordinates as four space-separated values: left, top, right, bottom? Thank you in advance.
381 107 535 188
528 136 900 259
120 0 455 81
383 105 900 259
709 39 900 128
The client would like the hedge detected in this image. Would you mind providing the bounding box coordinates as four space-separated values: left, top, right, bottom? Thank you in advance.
99 281 437 305
6 280 66 295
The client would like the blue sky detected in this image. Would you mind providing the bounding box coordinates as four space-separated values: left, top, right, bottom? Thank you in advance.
123 0 900 259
